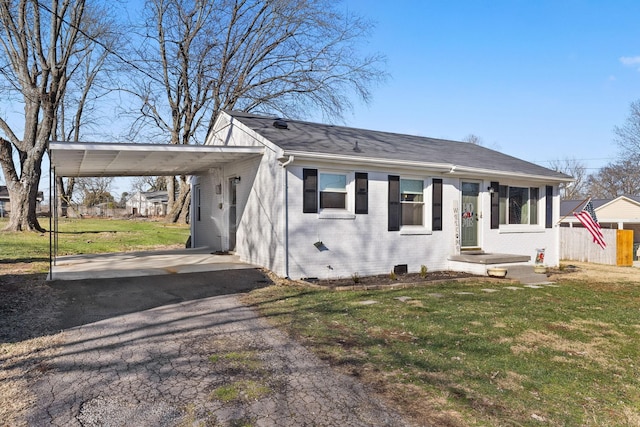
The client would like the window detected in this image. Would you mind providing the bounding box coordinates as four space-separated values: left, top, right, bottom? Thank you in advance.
304 168 364 215
389 176 432 231
499 185 539 225
319 173 347 209
401 179 424 226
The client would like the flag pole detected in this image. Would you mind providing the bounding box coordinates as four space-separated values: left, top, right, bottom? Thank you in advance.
555 196 591 226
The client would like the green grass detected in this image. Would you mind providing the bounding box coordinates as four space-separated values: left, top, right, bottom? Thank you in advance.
243 279 640 426
0 217 190 272
210 380 271 403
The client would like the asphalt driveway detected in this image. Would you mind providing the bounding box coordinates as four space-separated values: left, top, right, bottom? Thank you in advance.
27 269 411 426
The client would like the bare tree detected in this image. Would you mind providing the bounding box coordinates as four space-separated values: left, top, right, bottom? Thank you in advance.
130 176 167 193
548 157 588 199
54 16 116 217
463 134 484 145
586 158 640 198
129 0 386 223
615 100 640 158
76 177 114 206
0 0 110 231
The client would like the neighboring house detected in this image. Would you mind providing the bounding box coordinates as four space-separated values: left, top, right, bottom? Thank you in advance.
0 186 8 217
560 196 640 258
190 111 572 280
0 185 44 217
560 196 640 238
126 191 169 216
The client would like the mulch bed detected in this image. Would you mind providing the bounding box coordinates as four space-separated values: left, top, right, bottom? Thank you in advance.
307 271 481 290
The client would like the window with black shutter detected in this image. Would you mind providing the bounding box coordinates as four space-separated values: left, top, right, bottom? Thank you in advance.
432 178 442 230
490 181 499 229
545 185 553 228
388 175 400 231
303 169 318 213
355 172 368 214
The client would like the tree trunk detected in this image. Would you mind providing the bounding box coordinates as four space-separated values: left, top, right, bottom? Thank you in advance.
166 178 190 224
4 177 45 232
1 141 46 232
55 176 75 217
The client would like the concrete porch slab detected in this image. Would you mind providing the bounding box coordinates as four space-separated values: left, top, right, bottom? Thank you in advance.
449 253 531 264
48 247 255 281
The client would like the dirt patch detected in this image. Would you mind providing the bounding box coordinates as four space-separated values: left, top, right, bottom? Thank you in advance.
0 272 64 426
549 261 640 283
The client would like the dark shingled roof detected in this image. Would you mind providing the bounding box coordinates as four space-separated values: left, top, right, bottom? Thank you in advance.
227 111 571 180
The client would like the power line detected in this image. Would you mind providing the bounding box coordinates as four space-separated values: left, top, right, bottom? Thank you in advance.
36 1 161 85
532 157 617 163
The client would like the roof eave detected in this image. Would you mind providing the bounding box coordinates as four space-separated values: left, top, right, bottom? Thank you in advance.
283 151 574 183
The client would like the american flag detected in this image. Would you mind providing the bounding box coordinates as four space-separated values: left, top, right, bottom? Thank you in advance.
574 200 606 249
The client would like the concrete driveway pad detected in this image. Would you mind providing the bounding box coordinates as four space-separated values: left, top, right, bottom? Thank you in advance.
28 271 410 426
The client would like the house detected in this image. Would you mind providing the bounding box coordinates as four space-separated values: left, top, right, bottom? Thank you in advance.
560 196 640 260
189 111 572 279
560 196 640 236
126 191 169 216
0 185 44 217
0 186 8 217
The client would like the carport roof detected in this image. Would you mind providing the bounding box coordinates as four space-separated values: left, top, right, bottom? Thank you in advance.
49 142 264 177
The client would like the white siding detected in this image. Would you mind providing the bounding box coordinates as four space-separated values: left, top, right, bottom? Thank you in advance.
598 199 640 221
194 112 564 280
285 169 561 279
195 115 286 275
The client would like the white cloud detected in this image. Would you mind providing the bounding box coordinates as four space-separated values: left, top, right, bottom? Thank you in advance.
620 56 640 67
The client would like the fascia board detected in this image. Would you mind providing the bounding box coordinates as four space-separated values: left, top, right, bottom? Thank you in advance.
283 151 574 183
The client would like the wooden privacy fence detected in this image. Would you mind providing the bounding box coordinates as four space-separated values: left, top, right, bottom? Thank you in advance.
560 228 634 266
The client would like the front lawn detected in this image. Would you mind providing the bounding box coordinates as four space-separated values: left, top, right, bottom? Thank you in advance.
244 271 640 426
0 217 190 273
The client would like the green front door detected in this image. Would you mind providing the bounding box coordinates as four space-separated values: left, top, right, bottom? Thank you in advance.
461 182 480 248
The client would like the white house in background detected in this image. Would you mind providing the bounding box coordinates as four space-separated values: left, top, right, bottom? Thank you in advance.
189 111 572 280
560 196 640 242
126 191 169 216
560 196 640 249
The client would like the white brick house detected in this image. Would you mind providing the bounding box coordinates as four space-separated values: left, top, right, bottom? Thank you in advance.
191 111 572 279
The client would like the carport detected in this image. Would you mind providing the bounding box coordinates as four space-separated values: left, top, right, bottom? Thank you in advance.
47 141 264 280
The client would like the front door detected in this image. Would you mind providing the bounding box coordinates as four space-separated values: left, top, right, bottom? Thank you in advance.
228 178 238 251
461 181 480 248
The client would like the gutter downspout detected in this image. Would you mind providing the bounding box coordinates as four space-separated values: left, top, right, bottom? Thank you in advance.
280 155 294 278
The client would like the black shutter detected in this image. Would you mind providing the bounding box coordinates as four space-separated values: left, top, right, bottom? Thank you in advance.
303 169 318 213
432 178 443 230
355 172 368 214
388 175 400 231
545 185 553 228
490 181 500 229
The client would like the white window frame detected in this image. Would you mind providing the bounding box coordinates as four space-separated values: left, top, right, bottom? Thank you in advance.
318 170 355 219
399 177 432 234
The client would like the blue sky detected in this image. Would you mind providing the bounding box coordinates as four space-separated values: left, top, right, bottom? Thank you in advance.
21 0 640 198
338 0 640 172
